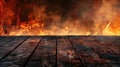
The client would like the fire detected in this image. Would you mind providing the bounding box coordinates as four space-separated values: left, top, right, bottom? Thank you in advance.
0 0 120 36
103 15 120 35
104 1 120 35
94 0 120 35
9 20 45 36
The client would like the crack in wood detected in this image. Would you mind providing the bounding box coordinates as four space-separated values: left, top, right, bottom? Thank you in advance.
23 37 43 67
66 37 87 67
0 36 30 60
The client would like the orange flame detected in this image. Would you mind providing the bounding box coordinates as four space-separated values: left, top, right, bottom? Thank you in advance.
94 0 120 35
0 0 120 36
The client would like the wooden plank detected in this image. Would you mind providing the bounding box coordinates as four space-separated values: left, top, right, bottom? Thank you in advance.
0 37 41 67
57 37 82 67
0 37 16 47
92 36 120 66
0 36 6 41
68 37 102 66
0 37 29 59
23 37 42 67
0 36 119 67
0 37 29 60
0 37 12 42
26 37 56 67
66 37 87 67
69 36 120 67
92 36 120 55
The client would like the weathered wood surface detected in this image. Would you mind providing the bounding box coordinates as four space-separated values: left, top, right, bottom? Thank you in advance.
0 36 119 67
57 37 82 67
26 37 56 67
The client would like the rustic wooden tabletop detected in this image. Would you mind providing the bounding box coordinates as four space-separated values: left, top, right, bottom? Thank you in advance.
0 36 120 67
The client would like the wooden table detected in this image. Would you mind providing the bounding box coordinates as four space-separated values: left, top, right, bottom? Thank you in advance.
0 36 120 67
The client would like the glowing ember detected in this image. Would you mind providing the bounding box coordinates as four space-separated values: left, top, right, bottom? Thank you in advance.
0 0 120 36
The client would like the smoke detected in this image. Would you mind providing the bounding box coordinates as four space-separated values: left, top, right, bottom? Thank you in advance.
0 0 120 35
27 0 98 34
